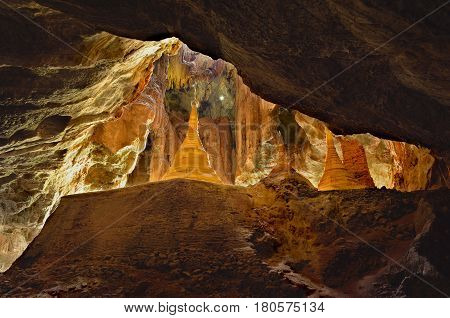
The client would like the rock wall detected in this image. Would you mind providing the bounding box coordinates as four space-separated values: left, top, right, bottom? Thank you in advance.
355 135 437 191
0 30 182 271
291 111 328 187
199 117 235 184
127 55 182 184
0 16 443 272
234 76 284 186
294 112 438 191
339 137 375 188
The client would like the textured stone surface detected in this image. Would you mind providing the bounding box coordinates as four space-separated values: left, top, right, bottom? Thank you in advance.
0 22 182 271
294 112 439 191
29 0 450 152
199 117 234 184
248 172 450 297
234 76 283 186
1 175 448 297
318 130 363 191
355 135 437 191
0 0 448 275
340 137 375 188
0 180 304 297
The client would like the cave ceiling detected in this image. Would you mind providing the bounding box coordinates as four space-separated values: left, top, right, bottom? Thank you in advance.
14 0 448 154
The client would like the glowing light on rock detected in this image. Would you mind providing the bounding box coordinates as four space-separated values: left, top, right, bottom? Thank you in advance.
318 130 375 191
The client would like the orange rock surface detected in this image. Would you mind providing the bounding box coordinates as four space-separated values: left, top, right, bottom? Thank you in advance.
234 76 282 185
91 103 154 154
318 131 360 190
340 137 375 188
199 117 234 184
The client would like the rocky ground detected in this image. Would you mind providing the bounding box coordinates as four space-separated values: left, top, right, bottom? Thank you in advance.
248 171 450 297
0 179 304 297
0 174 448 297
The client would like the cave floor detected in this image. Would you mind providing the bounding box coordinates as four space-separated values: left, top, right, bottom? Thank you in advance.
1 175 448 297
0 179 306 297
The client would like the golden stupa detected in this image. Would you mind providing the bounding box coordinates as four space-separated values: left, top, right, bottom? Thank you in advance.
161 100 223 184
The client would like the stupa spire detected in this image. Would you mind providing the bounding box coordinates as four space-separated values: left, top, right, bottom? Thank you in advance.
161 100 223 184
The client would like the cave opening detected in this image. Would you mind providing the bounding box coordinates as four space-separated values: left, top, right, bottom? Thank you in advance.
124 43 436 192
0 38 439 276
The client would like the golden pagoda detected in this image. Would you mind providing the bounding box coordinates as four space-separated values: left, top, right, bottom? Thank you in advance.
161 100 223 184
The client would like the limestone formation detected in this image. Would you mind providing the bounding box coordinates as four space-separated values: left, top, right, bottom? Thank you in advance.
290 111 328 187
234 76 284 186
354 135 436 191
0 31 183 271
294 112 439 192
199 117 234 184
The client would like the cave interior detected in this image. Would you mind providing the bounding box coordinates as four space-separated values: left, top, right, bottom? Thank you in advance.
0 0 449 298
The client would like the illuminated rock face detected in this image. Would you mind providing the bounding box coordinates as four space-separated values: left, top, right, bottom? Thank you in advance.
0 32 182 272
318 131 375 191
161 102 223 184
199 117 234 184
339 137 375 188
385 141 435 191
295 112 439 191
354 135 436 191
0 26 444 273
127 56 182 184
318 131 362 191
234 76 283 186
92 102 154 154
291 111 327 187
